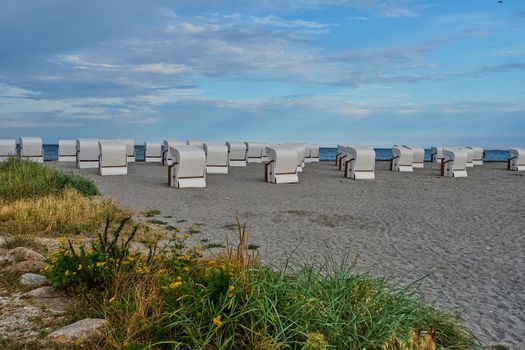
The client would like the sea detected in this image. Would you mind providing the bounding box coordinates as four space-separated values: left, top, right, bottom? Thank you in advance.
42 145 509 162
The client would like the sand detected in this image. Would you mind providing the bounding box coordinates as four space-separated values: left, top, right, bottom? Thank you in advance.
50 160 525 348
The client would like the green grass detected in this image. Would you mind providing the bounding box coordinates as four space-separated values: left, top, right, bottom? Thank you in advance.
0 158 98 202
147 219 168 225
143 209 161 218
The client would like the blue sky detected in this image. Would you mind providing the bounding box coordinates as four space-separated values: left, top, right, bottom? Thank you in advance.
0 0 524 148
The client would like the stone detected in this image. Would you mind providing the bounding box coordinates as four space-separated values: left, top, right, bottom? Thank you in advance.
23 287 71 314
20 273 48 287
23 286 60 299
5 247 46 263
48 318 108 346
2 259 47 274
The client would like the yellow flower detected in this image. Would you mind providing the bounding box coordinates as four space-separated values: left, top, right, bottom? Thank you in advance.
109 296 117 304
77 264 83 271
176 227 181 233
183 266 190 273
228 285 235 292
43 265 50 271
213 315 223 327
177 255 191 261
169 281 183 289
157 268 167 275
64 270 71 276
96 261 106 268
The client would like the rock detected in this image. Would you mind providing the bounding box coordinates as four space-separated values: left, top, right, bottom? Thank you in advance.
20 273 48 287
48 318 108 346
4 247 46 263
2 259 47 274
23 287 71 314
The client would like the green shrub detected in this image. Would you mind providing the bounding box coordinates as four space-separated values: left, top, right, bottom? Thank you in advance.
0 158 98 202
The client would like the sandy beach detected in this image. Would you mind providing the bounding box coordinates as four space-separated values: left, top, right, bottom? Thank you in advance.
50 160 524 348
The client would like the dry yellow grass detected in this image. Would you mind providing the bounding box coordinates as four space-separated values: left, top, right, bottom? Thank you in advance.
0 188 125 237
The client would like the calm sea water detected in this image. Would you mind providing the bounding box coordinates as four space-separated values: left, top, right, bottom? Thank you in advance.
42 145 509 162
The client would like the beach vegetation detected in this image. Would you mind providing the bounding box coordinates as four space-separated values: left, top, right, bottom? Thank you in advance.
146 219 168 225
143 209 161 218
0 158 98 202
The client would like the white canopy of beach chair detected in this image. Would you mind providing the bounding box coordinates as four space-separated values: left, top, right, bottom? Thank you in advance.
265 146 299 184
0 139 17 161
442 147 468 177
391 145 413 172
305 144 320 163
162 140 185 166
431 146 444 164
76 139 100 169
466 146 483 165
98 140 127 176
226 141 247 167
187 140 204 149
19 137 43 163
58 140 76 162
245 142 266 163
144 142 162 163
344 145 376 180
203 142 229 174
116 139 135 163
508 148 525 171
456 147 474 168
282 144 306 172
403 145 424 168
168 145 206 188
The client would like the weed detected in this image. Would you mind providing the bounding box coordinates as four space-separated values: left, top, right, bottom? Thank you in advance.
143 209 161 218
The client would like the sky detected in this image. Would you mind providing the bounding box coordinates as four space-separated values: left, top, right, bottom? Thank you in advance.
0 0 524 148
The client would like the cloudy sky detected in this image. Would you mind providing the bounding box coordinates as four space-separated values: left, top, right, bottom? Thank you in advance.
1 0 524 147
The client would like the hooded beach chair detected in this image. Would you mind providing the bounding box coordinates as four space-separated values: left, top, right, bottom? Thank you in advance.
203 142 229 174
98 140 127 175
0 139 17 161
187 140 204 149
467 147 483 165
168 145 206 188
265 146 299 184
457 147 474 168
283 144 307 172
390 145 414 172
508 148 525 171
76 139 100 169
305 144 320 163
19 137 43 163
336 144 348 168
245 142 266 163
344 145 376 180
162 140 185 166
58 140 77 162
441 147 468 177
403 145 424 168
431 147 444 164
144 142 162 163
116 139 135 163
226 141 247 166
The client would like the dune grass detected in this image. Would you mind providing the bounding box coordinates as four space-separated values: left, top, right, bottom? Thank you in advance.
0 158 98 202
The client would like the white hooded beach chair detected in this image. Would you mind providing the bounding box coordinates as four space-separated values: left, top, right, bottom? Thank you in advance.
457 147 474 168
19 137 43 163
76 139 100 169
162 140 185 166
403 145 424 168
441 147 468 177
508 148 525 171
431 147 444 164
336 144 348 168
467 147 483 165
305 144 320 163
58 140 76 162
168 145 206 188
144 142 162 163
390 145 413 172
245 142 266 163
344 145 376 180
0 139 17 161
116 139 135 163
265 146 299 184
98 140 127 176
203 142 229 174
226 141 247 166
284 144 307 172
187 140 204 149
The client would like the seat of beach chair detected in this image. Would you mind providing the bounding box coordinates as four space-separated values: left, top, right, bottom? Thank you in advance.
203 142 229 174
226 141 247 167
305 144 320 163
0 139 17 161
442 147 468 177
76 139 100 169
345 145 376 180
169 145 206 188
99 140 127 175
145 142 162 163
265 146 299 184
19 137 43 163
58 140 77 162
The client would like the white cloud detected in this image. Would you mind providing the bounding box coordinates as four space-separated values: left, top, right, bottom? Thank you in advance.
133 63 189 74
